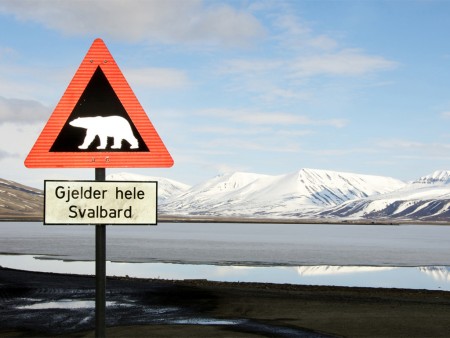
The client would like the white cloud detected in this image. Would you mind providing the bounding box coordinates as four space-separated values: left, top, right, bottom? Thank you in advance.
191 125 266 135
0 96 50 123
198 108 347 128
440 111 450 119
219 59 282 74
204 137 301 153
192 125 313 137
0 0 264 47
275 129 314 137
376 139 450 160
0 122 43 158
377 139 427 149
218 51 397 103
235 112 304 125
0 60 74 105
0 46 17 59
238 111 312 125
272 12 312 48
275 12 311 37
308 35 339 51
270 6 341 52
217 59 311 101
0 149 19 160
291 49 398 78
123 67 189 89
304 147 378 157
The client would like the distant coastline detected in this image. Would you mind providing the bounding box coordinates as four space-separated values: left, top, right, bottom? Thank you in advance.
2 213 450 226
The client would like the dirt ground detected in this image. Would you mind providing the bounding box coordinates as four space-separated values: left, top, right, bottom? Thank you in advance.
1 267 450 337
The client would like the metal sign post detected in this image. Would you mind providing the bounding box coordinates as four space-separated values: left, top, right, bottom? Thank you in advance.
95 168 106 338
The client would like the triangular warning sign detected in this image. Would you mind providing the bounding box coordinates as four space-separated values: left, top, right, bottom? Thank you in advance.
25 38 173 168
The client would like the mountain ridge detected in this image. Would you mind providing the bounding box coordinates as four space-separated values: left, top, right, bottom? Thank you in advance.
1 168 449 222
160 168 407 218
319 170 450 221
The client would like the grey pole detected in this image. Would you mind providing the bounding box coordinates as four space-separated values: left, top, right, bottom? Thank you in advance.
95 168 106 337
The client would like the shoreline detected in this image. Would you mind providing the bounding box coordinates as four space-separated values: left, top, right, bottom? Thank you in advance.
2 252 450 293
1 267 450 337
3 214 450 225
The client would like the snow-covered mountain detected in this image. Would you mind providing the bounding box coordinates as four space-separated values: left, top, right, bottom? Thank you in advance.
107 172 191 203
413 170 450 185
160 168 406 218
318 170 450 221
2 169 450 221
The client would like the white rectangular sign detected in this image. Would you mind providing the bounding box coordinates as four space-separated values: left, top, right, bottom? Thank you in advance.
44 180 157 225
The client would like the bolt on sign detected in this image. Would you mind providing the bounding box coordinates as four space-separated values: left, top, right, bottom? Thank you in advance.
45 181 157 225
25 38 173 168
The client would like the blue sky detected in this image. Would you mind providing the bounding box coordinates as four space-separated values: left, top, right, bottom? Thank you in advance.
0 0 449 188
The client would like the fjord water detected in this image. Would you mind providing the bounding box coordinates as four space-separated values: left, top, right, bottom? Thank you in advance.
1 222 450 290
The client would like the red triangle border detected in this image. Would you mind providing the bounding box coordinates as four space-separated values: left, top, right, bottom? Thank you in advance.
25 38 174 169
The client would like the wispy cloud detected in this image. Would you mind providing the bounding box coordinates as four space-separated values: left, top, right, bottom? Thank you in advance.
0 46 17 59
192 125 313 137
308 35 339 51
291 49 398 78
0 0 264 47
0 149 19 160
0 60 75 104
236 112 347 127
0 122 43 157
198 108 348 128
217 50 397 105
0 96 50 123
216 4 398 104
377 139 429 149
303 147 379 156
123 67 189 89
440 111 450 119
220 48 397 83
191 125 267 135
376 138 450 158
219 59 282 74
204 137 301 153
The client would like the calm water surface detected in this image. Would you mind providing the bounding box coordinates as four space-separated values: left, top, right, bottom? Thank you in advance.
1 222 450 290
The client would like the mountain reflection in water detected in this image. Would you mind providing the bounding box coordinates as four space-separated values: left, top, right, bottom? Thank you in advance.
0 254 449 291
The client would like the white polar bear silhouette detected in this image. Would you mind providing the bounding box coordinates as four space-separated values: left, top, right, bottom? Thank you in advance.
69 116 139 150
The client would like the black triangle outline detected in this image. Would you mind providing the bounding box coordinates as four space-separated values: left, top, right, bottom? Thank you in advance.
50 67 149 152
